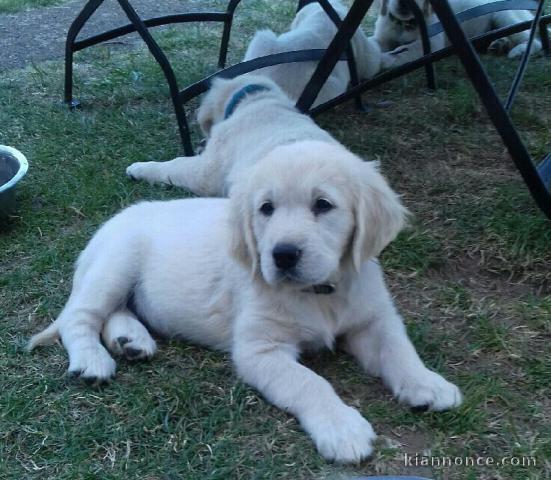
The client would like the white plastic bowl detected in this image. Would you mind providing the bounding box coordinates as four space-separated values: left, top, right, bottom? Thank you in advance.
0 145 29 219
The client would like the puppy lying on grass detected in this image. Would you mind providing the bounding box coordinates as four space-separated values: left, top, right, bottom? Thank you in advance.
373 0 543 63
243 0 396 106
29 142 462 463
126 74 338 195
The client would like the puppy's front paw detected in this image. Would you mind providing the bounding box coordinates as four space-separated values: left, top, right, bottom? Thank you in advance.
488 37 511 56
126 162 156 182
381 52 397 70
306 405 376 463
381 49 408 70
68 344 116 385
396 369 462 412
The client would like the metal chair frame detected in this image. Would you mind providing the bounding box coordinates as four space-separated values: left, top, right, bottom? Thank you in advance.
294 0 551 218
64 0 243 154
64 0 365 148
64 0 551 218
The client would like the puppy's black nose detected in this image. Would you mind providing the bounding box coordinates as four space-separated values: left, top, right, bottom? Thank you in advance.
273 243 301 271
398 0 411 14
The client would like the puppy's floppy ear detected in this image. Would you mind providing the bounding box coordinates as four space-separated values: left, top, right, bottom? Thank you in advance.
351 161 408 270
197 108 214 137
197 77 226 137
227 178 258 274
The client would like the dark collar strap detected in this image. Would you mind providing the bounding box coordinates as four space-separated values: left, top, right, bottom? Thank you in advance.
301 283 336 295
224 84 271 119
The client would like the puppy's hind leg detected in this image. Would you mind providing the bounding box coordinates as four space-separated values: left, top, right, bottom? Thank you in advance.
102 308 157 361
490 11 542 58
29 297 117 385
126 154 221 196
29 243 140 385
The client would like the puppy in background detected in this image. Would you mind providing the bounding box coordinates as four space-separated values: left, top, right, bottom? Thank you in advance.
374 0 542 61
243 0 397 106
127 75 343 195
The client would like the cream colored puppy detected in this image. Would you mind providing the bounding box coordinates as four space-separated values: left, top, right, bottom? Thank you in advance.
29 142 462 463
126 75 337 195
243 0 394 106
374 0 542 61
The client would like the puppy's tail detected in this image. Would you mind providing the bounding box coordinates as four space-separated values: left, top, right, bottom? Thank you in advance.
243 29 280 60
27 320 60 351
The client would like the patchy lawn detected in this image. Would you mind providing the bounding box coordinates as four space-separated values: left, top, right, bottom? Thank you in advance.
0 0 64 14
0 1 549 479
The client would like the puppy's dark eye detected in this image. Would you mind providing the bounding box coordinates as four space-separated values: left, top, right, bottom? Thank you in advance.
259 201 275 216
312 197 334 215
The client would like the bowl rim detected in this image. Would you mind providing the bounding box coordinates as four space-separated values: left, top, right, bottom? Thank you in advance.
0 145 29 194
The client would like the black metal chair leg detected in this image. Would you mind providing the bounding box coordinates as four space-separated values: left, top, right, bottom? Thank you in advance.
505 0 546 111
315 0 366 110
64 0 105 108
172 97 194 156
349 55 368 111
539 17 550 54
429 0 551 218
115 0 194 155
407 0 437 90
296 0 375 112
218 0 242 68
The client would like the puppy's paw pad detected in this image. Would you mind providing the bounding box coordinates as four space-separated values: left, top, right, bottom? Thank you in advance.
308 406 376 463
120 336 157 361
123 346 150 361
125 347 143 358
106 336 128 356
82 375 109 387
105 319 157 361
410 404 430 413
397 370 462 412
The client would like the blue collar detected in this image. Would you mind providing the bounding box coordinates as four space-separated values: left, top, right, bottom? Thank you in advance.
224 84 271 119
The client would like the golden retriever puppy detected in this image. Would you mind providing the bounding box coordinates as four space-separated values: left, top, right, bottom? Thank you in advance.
243 0 394 106
126 75 341 195
374 0 542 60
29 142 462 463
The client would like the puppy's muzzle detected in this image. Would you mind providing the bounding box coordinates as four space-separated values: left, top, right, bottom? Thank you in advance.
272 243 302 271
397 0 413 18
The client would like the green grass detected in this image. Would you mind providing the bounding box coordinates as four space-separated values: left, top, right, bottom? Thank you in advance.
1 1 550 478
0 0 63 14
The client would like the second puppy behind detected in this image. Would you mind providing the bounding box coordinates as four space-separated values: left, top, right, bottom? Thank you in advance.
242 0 396 106
127 74 350 195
